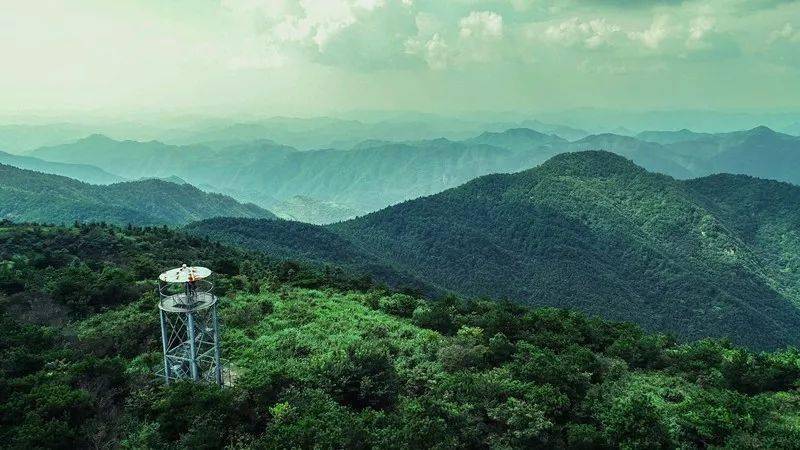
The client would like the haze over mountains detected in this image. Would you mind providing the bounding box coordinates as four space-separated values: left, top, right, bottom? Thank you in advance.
187 151 800 351
0 149 122 184
16 123 800 224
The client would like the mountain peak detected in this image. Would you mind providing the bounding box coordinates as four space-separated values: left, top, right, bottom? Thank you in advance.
503 127 549 137
476 128 550 140
79 133 116 145
537 150 644 178
747 125 777 136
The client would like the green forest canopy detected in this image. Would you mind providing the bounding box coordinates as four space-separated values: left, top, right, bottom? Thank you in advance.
187 151 800 351
1 221 799 448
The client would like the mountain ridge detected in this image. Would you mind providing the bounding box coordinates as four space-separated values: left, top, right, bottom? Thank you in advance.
186 151 800 350
0 163 275 226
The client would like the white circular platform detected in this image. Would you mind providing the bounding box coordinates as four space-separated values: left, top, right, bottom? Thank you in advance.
159 265 212 283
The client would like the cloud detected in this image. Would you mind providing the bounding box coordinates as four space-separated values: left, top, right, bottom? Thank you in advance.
217 0 792 74
404 13 451 69
628 16 670 49
225 0 420 70
412 33 450 69
686 16 715 49
459 11 504 39
544 17 622 49
770 22 800 42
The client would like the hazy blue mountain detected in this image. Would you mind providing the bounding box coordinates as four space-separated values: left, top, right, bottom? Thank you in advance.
784 121 800 136
0 150 123 184
467 128 568 150
0 164 274 226
26 126 800 224
682 126 800 185
636 129 712 144
534 109 800 134
30 135 296 205
516 119 590 141
159 116 502 150
30 134 553 214
187 152 800 350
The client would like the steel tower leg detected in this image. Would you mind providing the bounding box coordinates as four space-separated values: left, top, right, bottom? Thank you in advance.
159 309 171 384
186 311 199 381
212 303 223 386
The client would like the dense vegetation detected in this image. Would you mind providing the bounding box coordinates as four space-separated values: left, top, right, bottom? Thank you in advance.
1 221 799 449
0 163 274 226
185 217 436 296
188 151 800 350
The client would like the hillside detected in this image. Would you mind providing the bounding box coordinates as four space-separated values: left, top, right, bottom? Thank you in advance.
0 164 274 226
185 217 436 295
188 152 800 350
271 195 363 224
1 222 798 448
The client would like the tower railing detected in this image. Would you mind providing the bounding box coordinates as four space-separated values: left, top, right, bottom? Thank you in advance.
158 279 215 312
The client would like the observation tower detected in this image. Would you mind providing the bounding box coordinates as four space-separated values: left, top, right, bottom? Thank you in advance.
157 264 224 385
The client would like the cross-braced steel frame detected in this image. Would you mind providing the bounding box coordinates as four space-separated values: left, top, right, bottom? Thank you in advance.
158 281 224 385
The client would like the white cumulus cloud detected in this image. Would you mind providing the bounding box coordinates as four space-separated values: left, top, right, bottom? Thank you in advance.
770 22 800 42
628 16 670 49
544 17 621 49
459 11 504 40
686 16 716 49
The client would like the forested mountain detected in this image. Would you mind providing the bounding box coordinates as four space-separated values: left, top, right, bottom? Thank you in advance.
0 164 274 226
185 217 435 295
565 133 695 178
187 152 800 350
0 150 122 184
1 222 799 448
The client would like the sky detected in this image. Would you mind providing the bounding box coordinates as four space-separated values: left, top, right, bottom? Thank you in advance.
2 0 800 119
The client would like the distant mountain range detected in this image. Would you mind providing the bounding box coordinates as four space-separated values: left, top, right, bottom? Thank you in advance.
186 152 800 350
11 124 800 225
0 164 274 226
27 134 557 216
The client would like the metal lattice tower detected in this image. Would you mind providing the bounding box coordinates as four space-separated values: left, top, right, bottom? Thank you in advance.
157 265 224 385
